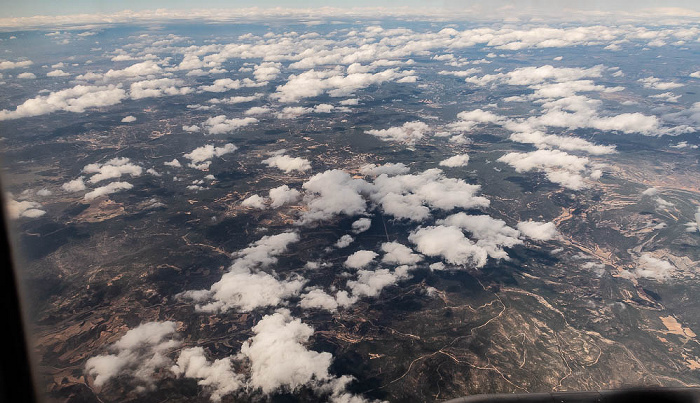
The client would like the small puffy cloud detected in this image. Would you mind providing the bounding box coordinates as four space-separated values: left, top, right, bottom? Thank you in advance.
104 60 162 80
183 268 305 312
430 262 446 271
527 80 621 99
121 115 137 123
669 141 698 149
517 221 561 241
253 61 281 82
381 242 422 265
180 232 303 312
183 125 200 132
129 78 191 99
62 177 87 192
300 170 372 224
467 65 605 87
299 288 341 312
184 143 237 169
17 72 36 79
164 158 182 168
524 96 660 135
498 149 601 190
75 71 104 81
171 347 244 402
642 187 659 197
303 167 488 224
397 75 417 83
245 106 271 116
366 121 429 143
630 253 675 280
684 207 700 233
269 185 301 208
339 98 359 106
273 104 334 119
313 103 334 113
335 235 354 248
36 188 52 196
639 76 683 90
272 68 407 102
409 226 487 268
242 194 267 209
371 168 490 221
509 131 616 155
82 157 142 184
351 217 372 234
344 250 378 269
262 154 311 173
448 109 504 132
439 153 470 167
359 162 410 176
85 321 180 388
239 310 333 394
276 106 311 119
84 181 133 200
347 266 412 298
204 115 257 134
6 195 45 219
0 60 33 70
438 213 522 260
649 92 681 103
0 84 126 120
200 78 241 92
47 69 70 77
217 94 263 104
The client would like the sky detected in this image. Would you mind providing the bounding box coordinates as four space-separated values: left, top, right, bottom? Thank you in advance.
2 0 699 18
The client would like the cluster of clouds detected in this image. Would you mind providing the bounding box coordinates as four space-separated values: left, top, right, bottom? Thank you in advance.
49 18 700 402
0 59 33 69
171 347 243 402
298 217 561 313
300 243 422 313
274 103 338 119
497 149 603 190
435 64 677 190
0 84 127 120
179 232 303 313
641 187 676 211
272 67 414 103
457 64 674 139
183 143 237 170
85 321 181 389
241 185 302 210
84 152 566 398
57 157 141 201
99 231 375 401
82 157 142 184
684 206 700 233
4 21 699 142
86 311 366 402
409 214 559 269
299 167 490 224
5 193 46 219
